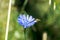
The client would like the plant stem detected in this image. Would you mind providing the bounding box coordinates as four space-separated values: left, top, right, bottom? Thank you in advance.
42 32 47 40
24 28 26 40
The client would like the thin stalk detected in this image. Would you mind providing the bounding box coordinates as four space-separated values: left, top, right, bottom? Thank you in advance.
24 28 26 40
42 32 47 40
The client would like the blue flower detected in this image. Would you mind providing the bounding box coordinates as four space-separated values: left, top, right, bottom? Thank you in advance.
18 14 37 28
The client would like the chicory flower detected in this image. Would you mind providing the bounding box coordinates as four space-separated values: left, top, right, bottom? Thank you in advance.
18 14 37 28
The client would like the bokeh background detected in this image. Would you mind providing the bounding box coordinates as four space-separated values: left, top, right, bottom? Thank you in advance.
7 0 60 40
8 6 24 40
8 0 24 40
0 0 9 40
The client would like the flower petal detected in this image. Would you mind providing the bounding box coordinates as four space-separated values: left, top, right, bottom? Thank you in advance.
18 19 24 25
28 16 33 21
18 14 37 28
19 14 23 19
27 20 36 27
22 14 26 20
27 15 29 20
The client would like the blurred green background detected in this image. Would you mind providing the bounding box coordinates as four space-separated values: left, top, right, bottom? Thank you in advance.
0 0 60 40
0 0 9 40
8 0 60 40
8 7 24 40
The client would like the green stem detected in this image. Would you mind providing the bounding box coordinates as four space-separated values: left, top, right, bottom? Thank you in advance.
24 28 26 40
